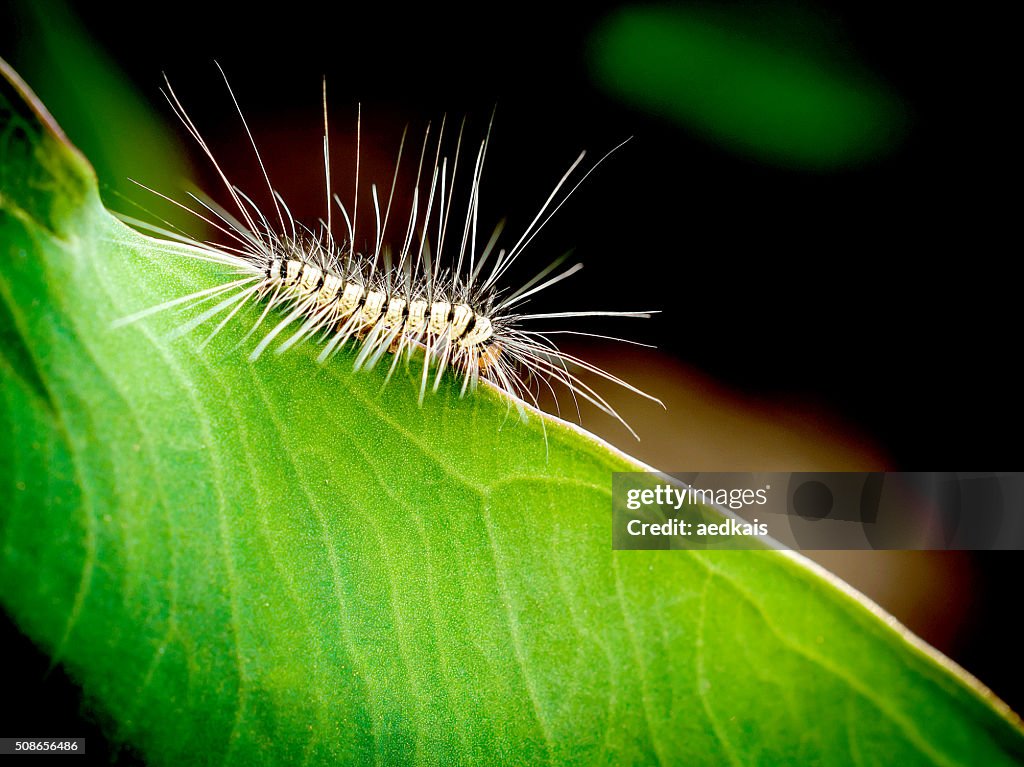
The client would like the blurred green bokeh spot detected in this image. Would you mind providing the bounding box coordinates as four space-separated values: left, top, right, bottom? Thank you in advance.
590 6 905 169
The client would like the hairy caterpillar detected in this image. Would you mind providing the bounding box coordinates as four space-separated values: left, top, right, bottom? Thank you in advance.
117 66 662 438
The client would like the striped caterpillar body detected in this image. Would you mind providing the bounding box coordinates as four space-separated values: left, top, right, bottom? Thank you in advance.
118 66 663 438
265 255 495 359
245 241 503 396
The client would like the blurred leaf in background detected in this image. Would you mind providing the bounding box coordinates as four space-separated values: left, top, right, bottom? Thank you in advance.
589 4 906 169
3 0 193 226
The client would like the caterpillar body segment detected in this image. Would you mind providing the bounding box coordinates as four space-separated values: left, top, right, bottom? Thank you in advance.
264 255 496 363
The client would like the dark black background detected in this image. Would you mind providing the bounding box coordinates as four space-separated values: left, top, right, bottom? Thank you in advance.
1 1 1019 762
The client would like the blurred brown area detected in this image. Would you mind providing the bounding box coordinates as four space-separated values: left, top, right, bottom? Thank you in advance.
553 346 885 470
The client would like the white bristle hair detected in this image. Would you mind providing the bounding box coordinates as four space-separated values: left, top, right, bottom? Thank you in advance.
114 65 664 440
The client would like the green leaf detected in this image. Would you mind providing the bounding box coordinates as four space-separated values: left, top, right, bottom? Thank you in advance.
2 58 1022 766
